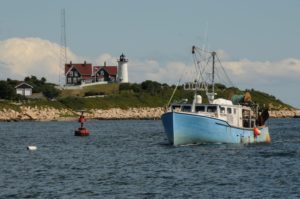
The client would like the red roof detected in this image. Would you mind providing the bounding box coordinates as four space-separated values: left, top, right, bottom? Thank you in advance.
94 66 117 75
65 63 93 76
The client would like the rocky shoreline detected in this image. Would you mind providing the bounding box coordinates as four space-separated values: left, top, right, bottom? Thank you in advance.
268 110 300 118
0 106 299 121
0 107 165 121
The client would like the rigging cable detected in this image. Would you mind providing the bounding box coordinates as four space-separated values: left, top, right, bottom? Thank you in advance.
165 54 191 109
216 55 235 88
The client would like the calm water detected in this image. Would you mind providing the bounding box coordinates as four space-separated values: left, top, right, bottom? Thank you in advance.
0 118 299 199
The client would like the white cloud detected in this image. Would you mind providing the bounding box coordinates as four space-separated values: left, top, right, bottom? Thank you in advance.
222 58 300 88
128 56 300 87
215 49 231 61
1 37 300 86
1 37 300 107
95 53 118 66
0 37 79 83
128 58 194 84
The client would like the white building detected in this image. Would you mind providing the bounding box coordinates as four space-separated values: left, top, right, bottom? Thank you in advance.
117 54 129 83
15 82 33 96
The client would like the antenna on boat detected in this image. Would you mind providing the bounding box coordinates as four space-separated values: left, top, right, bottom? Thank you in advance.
207 51 216 103
212 51 216 94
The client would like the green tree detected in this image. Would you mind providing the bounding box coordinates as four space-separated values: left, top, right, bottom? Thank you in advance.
6 78 19 87
0 81 15 99
24 76 49 93
42 85 61 99
131 83 141 93
41 77 46 84
141 80 162 95
119 83 131 91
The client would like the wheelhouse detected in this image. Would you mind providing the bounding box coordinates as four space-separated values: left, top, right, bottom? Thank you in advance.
171 103 257 129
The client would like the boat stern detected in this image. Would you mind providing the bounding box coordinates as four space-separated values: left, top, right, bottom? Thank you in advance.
256 126 271 143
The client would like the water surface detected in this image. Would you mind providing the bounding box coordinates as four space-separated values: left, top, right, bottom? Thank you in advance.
0 119 299 198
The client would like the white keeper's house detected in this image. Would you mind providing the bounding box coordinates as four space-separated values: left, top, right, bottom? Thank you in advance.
15 82 33 96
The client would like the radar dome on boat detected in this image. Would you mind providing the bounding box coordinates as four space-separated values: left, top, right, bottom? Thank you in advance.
196 95 202 104
213 98 233 105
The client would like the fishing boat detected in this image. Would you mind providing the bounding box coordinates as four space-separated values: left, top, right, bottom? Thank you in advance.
161 46 271 146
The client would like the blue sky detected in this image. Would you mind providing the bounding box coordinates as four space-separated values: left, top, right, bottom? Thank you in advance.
0 0 300 108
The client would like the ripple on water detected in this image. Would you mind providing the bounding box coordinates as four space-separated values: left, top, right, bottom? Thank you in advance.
0 119 299 198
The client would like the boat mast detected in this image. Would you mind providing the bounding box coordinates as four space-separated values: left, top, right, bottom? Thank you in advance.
206 51 216 104
190 46 217 104
191 46 197 112
212 51 216 97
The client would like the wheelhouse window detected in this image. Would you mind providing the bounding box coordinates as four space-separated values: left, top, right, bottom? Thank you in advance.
195 106 205 112
220 106 225 114
227 108 232 114
207 106 217 113
181 105 191 112
171 105 181 111
242 109 251 128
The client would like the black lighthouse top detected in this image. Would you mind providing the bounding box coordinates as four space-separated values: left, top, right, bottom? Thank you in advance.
118 53 128 62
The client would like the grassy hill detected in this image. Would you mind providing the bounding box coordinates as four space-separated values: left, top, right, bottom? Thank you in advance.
0 81 293 111
60 83 119 97
57 81 292 111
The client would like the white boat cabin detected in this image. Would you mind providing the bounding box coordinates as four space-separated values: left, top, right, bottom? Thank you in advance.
170 98 256 129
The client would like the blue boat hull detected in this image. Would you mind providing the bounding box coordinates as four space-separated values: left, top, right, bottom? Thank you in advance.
161 112 270 146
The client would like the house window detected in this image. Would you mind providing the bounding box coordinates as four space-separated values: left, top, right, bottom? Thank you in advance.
73 77 80 84
67 77 72 83
69 71 73 76
100 70 104 76
110 77 115 82
74 71 78 77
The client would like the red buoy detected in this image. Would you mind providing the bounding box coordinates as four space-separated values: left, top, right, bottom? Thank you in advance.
75 112 90 136
253 127 260 137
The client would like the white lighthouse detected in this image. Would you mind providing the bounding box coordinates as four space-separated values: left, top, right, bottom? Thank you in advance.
117 53 129 83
